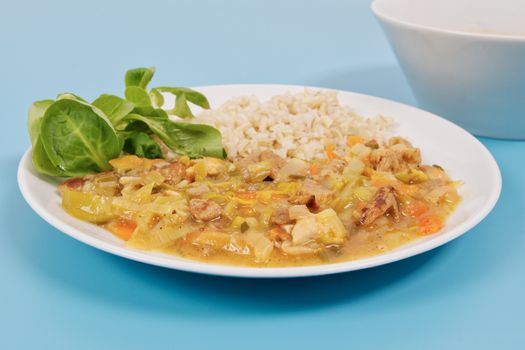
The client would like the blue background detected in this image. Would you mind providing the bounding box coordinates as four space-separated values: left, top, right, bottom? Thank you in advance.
1 0 524 348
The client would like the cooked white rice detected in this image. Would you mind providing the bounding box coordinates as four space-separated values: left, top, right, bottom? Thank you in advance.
193 89 393 160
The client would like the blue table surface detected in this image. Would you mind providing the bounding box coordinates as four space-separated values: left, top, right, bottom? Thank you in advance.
1 0 524 349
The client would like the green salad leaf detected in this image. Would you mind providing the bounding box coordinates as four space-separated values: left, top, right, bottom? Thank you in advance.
27 66 225 177
149 88 164 107
28 100 65 176
173 93 192 118
125 67 155 88
153 87 210 109
39 99 121 176
125 86 152 108
27 100 54 145
125 111 226 159
124 119 151 132
56 92 88 103
92 94 135 127
122 131 163 159
152 86 210 118
32 138 65 177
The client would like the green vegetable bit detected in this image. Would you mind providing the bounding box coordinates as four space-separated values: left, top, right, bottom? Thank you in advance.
240 221 249 233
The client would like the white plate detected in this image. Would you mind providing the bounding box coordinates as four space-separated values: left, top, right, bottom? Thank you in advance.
17 84 501 278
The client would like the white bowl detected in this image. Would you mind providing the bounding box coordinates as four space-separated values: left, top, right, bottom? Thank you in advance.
17 84 502 278
372 0 525 139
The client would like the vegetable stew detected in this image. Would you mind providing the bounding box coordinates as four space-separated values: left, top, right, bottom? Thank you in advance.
59 136 460 267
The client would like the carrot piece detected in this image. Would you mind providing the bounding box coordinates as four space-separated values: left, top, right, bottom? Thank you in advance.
347 135 364 147
362 167 375 177
271 193 289 200
110 218 137 241
235 191 257 200
308 163 319 176
325 144 339 160
419 215 443 235
405 199 429 217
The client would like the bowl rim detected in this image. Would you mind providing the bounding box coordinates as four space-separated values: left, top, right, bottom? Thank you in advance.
371 0 525 42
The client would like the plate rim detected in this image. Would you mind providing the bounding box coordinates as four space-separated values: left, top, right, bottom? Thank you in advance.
17 84 502 278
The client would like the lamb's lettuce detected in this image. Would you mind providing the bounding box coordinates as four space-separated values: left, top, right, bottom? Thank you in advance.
124 86 152 108
92 94 135 127
56 92 88 103
125 110 226 159
122 131 163 159
125 67 155 89
149 88 164 107
152 86 210 118
32 138 65 177
27 66 225 177
39 99 121 176
27 100 53 145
